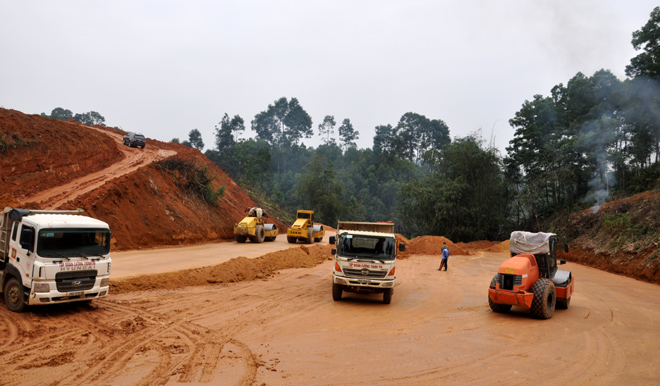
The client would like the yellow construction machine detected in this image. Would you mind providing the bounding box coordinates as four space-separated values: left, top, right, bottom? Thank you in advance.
286 210 325 244
234 207 278 243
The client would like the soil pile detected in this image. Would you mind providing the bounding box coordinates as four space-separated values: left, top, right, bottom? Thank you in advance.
485 240 510 253
111 243 332 293
456 240 500 253
407 235 468 256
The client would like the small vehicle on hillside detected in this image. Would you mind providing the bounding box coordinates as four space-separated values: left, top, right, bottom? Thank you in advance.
488 231 574 319
123 132 146 148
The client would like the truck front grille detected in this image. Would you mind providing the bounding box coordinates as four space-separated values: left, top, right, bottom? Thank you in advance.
343 268 388 279
55 270 97 292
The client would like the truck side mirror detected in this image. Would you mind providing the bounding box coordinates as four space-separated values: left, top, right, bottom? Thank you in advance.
399 243 406 252
329 236 336 244
331 248 337 255
564 243 569 253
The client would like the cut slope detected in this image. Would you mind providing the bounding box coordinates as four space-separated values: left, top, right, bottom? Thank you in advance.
0 108 285 251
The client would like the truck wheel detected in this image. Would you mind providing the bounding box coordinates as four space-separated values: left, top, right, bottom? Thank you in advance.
306 227 313 244
332 283 343 301
254 225 265 243
383 288 393 304
4 277 27 313
556 296 571 309
287 236 297 244
236 235 247 243
530 278 556 319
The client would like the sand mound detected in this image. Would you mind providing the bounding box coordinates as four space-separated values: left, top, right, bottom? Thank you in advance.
456 240 500 252
407 236 468 256
485 240 510 252
111 244 332 294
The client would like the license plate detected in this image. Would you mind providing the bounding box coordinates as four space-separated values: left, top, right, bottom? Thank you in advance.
359 280 370 285
68 291 84 297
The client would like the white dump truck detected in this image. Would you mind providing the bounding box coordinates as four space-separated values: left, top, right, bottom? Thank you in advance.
0 207 112 312
329 221 405 304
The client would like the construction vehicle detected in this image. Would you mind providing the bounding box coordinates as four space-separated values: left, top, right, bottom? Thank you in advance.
286 210 324 244
0 207 112 312
234 207 278 243
329 221 405 304
488 231 574 319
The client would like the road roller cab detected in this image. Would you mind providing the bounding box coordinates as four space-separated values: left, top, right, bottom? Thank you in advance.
488 231 574 319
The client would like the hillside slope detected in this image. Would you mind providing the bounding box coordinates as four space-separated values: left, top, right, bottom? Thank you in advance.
555 190 660 284
0 108 285 251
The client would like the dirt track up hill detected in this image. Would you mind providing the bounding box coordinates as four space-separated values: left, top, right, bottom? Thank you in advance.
0 108 284 251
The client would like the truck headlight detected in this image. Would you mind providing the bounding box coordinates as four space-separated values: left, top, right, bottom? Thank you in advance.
34 282 50 293
100 278 110 287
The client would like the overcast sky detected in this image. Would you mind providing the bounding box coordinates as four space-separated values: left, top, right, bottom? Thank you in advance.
1 1 657 155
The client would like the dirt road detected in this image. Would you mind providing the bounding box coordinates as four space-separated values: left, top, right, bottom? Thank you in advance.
23 129 176 208
1 249 658 385
111 233 335 279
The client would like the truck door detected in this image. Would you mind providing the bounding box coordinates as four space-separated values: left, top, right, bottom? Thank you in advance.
13 224 36 281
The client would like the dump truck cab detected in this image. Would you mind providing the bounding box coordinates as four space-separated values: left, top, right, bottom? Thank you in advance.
330 221 405 304
0 207 112 312
488 231 574 319
286 210 324 244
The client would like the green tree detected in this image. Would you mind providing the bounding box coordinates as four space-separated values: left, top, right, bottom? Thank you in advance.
626 6 660 80
338 118 359 150
43 107 73 121
399 135 508 240
188 129 205 150
297 155 342 226
251 97 313 146
215 113 244 151
73 111 105 125
318 115 336 145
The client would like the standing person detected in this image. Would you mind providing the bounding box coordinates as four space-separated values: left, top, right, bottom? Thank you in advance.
438 242 449 271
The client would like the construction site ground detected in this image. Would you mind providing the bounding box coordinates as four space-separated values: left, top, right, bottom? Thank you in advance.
1 242 659 386
1 109 659 385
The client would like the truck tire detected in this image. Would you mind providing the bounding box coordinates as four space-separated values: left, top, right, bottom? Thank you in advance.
253 225 265 243
556 296 571 309
306 227 313 244
488 275 512 313
383 288 393 304
287 236 297 244
4 277 27 313
236 235 247 243
332 283 343 301
530 278 556 319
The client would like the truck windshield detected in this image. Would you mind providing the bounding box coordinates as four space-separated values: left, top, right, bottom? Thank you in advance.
337 234 395 260
37 228 111 258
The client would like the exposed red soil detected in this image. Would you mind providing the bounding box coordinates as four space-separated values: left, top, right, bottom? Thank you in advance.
0 108 286 251
111 244 332 294
406 235 469 256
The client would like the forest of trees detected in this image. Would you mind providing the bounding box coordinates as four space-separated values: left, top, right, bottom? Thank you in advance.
193 7 660 241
